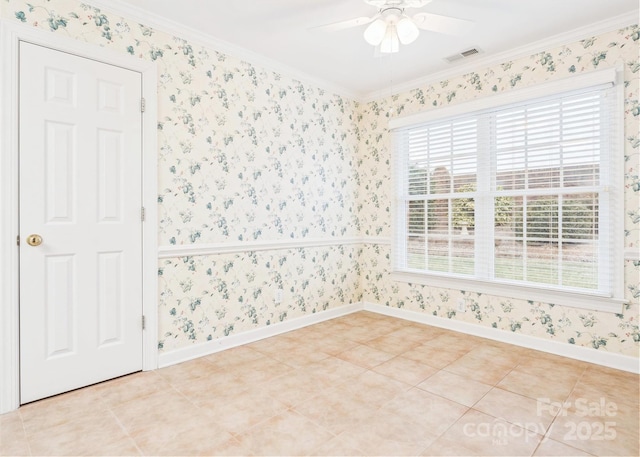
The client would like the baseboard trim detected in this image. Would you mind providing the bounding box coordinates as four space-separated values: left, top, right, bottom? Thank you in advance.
157 300 639 374
157 302 364 367
363 302 640 374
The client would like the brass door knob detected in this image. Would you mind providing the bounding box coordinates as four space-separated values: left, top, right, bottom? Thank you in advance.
26 234 43 246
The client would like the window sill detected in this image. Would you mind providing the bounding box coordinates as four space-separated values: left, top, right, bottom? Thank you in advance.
391 270 627 314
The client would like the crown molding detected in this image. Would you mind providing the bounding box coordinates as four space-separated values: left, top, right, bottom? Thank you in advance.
85 0 359 101
82 3 636 103
361 11 639 102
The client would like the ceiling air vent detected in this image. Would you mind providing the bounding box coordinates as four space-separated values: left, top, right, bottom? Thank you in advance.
444 48 481 63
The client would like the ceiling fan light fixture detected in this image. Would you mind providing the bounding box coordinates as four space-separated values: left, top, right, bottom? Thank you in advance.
363 18 388 45
396 16 419 44
379 24 399 53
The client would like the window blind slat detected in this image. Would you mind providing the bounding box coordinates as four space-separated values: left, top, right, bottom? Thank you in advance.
394 81 619 301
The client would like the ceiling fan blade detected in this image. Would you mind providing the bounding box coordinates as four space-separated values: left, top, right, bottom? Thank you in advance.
311 14 379 32
411 12 473 35
365 0 433 7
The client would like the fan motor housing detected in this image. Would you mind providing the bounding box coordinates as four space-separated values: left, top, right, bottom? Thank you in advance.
364 0 433 10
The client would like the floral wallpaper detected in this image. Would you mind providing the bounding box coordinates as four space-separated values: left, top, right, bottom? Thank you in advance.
158 245 361 350
2 0 638 358
2 0 362 352
358 26 640 357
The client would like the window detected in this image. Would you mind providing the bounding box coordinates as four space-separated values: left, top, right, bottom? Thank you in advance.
391 69 625 312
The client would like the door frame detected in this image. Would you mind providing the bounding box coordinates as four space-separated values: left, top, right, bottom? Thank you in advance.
0 20 158 414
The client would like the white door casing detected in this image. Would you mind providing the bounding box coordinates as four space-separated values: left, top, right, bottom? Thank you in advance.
0 21 158 413
19 41 144 403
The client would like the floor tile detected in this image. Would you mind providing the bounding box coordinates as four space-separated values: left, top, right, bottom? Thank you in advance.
364 333 423 355
310 434 366 456
235 410 334 456
266 343 332 367
402 344 468 368
203 345 265 369
443 351 515 385
416 369 493 407
198 388 288 434
208 436 251 456
422 332 482 353
372 355 438 385
94 370 171 407
577 365 640 407
545 388 640 457
131 416 234 456
258 368 328 408
336 409 439 456
516 354 589 379
564 382 640 434
533 436 594 456
474 387 557 435
386 324 447 343
335 343 396 369
465 344 523 367
27 412 134 456
498 366 580 404
110 389 196 435
294 385 379 435
231 354 294 384
19 387 108 436
379 387 469 437
155 357 220 385
247 334 300 356
339 370 413 408
4 312 637 457
303 356 367 386
0 412 29 456
424 409 543 456
343 322 398 342
313 335 361 355
170 370 248 404
546 409 639 457
309 319 351 333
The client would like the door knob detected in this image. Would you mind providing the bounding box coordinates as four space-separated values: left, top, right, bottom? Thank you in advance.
26 234 43 246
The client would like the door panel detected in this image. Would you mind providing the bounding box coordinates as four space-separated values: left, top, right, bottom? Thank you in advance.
97 129 124 222
19 41 144 404
45 121 76 223
97 251 124 347
44 254 76 358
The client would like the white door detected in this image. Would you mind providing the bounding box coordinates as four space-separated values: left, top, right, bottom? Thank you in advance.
19 41 144 404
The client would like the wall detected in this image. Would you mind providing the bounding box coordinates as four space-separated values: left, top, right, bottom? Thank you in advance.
358 26 640 357
1 0 362 353
2 0 638 360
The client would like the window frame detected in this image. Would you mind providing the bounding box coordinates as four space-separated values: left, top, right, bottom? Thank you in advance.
390 68 626 313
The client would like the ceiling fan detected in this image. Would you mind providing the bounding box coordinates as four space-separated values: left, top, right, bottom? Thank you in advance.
316 0 473 53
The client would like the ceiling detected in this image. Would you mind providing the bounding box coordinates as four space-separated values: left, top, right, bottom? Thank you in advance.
104 0 638 98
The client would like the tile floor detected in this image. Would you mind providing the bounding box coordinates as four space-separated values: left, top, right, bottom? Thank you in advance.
1 311 638 456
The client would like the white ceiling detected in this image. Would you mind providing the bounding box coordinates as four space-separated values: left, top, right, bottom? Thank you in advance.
103 0 638 98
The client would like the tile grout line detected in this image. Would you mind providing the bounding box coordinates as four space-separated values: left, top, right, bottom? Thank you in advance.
530 361 591 456
16 409 33 457
106 407 144 457
427 357 544 455
7 313 636 456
